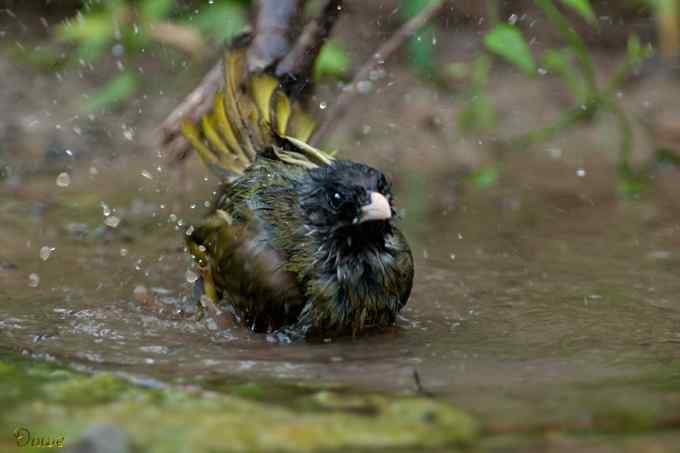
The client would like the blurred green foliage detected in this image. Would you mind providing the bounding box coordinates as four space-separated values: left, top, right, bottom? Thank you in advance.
401 0 439 78
185 0 251 43
457 55 496 134
484 24 536 75
54 0 250 111
467 165 501 190
456 0 654 195
313 39 351 81
48 0 351 112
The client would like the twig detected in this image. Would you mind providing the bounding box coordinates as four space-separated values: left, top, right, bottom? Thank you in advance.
248 0 304 72
157 60 224 161
276 0 344 97
412 369 434 397
309 0 447 147
157 0 304 161
148 22 207 59
157 0 343 160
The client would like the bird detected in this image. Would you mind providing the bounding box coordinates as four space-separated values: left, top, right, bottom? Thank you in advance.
181 35 413 341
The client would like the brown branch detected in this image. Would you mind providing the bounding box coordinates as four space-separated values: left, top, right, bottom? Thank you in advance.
309 0 447 147
147 22 208 59
248 0 304 71
157 60 224 160
157 0 344 161
157 0 304 160
275 0 344 97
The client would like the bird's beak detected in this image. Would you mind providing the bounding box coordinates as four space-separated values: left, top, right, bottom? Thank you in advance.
359 192 392 223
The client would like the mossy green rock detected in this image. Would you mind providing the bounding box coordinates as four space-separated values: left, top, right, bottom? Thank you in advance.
1 355 478 452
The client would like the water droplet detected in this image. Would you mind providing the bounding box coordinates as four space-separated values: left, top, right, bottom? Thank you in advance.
100 202 111 217
120 248 128 256
123 127 134 141
357 80 373 94
28 273 40 287
185 225 195 236
56 172 71 187
112 43 125 57
319 101 328 110
169 214 178 223
104 216 120 228
39 246 54 261
185 269 199 283
450 253 456 261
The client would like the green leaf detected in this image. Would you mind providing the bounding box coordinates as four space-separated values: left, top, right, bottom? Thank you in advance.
58 13 114 43
186 2 247 43
542 49 589 102
141 0 175 19
74 39 110 62
313 40 351 80
616 162 648 199
656 148 680 166
407 25 436 77
559 0 596 24
84 71 138 112
535 0 596 89
458 93 496 133
484 24 536 75
468 166 500 190
626 34 653 67
458 56 496 134
401 0 439 77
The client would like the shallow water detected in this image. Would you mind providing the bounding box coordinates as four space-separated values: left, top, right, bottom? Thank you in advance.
2 152 680 432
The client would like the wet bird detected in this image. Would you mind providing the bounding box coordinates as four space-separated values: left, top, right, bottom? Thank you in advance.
182 37 413 341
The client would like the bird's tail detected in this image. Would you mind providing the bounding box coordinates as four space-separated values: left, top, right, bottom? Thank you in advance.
181 36 322 179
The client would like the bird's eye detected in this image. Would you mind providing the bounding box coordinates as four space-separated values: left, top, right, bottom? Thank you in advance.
329 191 344 209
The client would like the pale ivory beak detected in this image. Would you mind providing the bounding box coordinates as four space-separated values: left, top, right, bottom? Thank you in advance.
359 192 392 223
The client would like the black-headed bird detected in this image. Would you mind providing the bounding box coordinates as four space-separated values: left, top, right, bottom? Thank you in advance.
182 36 413 341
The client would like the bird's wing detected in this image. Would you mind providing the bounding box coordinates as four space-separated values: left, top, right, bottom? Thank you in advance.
186 207 303 330
181 35 334 180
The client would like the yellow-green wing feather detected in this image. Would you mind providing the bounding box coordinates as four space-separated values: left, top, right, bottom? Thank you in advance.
181 39 335 180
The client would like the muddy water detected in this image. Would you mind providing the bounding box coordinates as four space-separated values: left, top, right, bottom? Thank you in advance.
2 149 680 431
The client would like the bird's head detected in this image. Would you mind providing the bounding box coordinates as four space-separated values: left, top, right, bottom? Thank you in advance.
300 160 395 235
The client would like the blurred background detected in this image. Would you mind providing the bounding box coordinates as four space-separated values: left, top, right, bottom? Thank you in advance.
1 1 680 452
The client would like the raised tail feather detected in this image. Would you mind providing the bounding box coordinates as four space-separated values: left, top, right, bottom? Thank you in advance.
181 37 332 179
